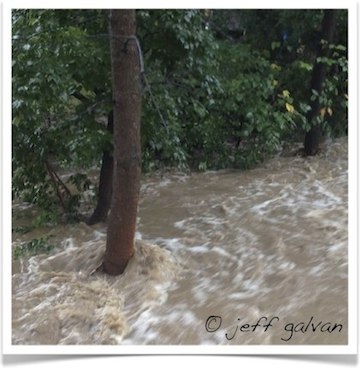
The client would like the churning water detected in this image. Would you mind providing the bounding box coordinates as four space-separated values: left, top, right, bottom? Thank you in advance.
12 137 348 345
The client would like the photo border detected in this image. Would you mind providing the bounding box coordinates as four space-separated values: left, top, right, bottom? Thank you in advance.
2 0 358 356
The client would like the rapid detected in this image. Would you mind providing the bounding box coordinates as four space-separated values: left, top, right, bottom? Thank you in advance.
11 137 348 345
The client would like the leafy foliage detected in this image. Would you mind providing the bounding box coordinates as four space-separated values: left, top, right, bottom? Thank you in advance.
12 9 348 220
13 236 55 259
201 42 297 169
12 10 112 218
138 10 221 170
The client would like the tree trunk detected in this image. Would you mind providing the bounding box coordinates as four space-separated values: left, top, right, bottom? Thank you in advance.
87 111 114 225
102 10 142 275
304 10 337 156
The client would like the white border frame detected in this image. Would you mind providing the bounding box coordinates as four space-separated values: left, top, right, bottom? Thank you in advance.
2 0 358 356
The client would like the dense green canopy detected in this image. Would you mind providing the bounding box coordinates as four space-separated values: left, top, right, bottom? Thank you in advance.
12 9 348 223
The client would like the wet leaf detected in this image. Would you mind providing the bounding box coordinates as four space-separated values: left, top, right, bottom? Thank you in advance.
282 90 290 98
285 102 294 113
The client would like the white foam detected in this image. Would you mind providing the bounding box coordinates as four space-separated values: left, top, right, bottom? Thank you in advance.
190 245 209 254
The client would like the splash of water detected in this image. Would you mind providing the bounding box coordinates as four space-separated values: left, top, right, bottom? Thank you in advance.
12 137 348 345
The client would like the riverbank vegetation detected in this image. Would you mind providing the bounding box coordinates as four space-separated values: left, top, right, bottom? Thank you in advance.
12 9 348 234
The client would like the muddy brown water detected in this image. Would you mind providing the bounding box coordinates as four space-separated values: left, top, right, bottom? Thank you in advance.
12 138 348 345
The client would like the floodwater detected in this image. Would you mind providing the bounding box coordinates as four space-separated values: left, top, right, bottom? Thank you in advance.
11 137 348 345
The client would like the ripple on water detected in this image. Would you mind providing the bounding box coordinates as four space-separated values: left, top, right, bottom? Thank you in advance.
12 238 180 345
12 137 348 345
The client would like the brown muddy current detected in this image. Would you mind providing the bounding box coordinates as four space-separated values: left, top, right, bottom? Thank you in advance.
12 138 348 345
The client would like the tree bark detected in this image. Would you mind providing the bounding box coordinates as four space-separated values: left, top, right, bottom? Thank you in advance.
102 9 142 275
87 111 114 225
304 10 337 156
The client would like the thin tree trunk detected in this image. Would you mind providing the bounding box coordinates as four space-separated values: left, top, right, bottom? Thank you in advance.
102 9 142 275
87 111 114 225
304 10 337 156
44 159 72 212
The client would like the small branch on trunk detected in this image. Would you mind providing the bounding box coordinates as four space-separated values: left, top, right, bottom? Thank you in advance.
44 160 67 212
